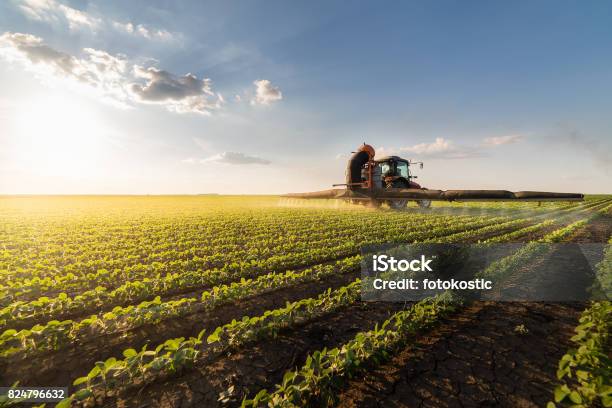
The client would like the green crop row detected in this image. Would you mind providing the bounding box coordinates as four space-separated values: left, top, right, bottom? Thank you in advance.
429 217 533 243
241 217 601 406
58 279 364 407
0 222 422 301
6 198 604 306
1 210 456 283
445 198 610 247
8 197 600 297
549 233 611 408
242 292 459 407
0 243 357 329
432 198 609 246
0 217 424 291
57 211 571 406
484 219 556 243
0 256 362 358
0 215 508 330
591 237 611 299
475 217 592 284
0 214 487 304
549 301 611 408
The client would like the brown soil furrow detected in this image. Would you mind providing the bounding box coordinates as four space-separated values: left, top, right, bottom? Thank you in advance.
3 216 522 333
564 213 612 243
159 252 356 303
336 213 610 408
1 219 524 387
337 302 583 408
9 246 358 304
1 268 361 387
105 300 412 407
3 252 358 332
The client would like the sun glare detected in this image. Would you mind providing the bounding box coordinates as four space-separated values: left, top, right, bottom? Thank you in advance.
10 95 110 178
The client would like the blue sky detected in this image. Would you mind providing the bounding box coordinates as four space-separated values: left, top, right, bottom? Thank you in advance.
0 0 610 194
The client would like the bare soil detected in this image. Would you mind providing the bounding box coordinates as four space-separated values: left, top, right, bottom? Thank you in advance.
5 253 355 332
1 267 360 387
565 213 612 243
336 214 611 408
105 301 411 407
337 302 583 408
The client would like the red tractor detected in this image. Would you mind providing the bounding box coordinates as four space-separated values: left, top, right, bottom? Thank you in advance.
343 143 430 209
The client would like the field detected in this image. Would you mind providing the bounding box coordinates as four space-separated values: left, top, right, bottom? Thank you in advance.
0 195 610 408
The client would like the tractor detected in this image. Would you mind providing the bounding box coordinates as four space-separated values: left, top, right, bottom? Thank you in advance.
340 143 430 209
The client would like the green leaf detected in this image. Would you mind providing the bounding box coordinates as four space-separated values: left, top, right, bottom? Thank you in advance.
554 385 570 402
122 348 137 358
74 389 93 401
569 391 582 404
73 376 88 386
197 329 206 341
207 327 222 344
87 365 101 379
104 357 117 368
576 370 589 381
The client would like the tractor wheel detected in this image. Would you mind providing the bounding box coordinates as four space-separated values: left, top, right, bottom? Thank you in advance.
417 199 431 209
386 180 408 210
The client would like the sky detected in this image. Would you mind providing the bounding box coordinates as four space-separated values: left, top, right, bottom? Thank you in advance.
0 0 610 194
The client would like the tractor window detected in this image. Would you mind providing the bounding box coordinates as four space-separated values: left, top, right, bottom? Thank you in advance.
396 162 409 178
380 162 391 175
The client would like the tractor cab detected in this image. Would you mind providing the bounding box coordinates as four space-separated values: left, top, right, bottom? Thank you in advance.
376 156 421 189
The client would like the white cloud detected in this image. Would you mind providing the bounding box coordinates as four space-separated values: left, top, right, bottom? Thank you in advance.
251 79 282 105
16 0 176 41
400 137 452 155
400 138 480 159
0 32 130 105
0 32 219 114
18 0 101 30
0 31 281 115
131 66 221 114
59 4 100 30
0 32 76 73
380 135 524 161
201 152 271 165
482 134 523 146
111 21 175 41
377 137 481 160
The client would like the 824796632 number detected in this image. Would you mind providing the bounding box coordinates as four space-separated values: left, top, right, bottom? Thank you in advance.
0 387 67 402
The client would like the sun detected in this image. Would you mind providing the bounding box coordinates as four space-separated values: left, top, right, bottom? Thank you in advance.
10 94 111 178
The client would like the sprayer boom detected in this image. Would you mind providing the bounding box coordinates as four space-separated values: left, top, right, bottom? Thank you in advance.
284 143 583 208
